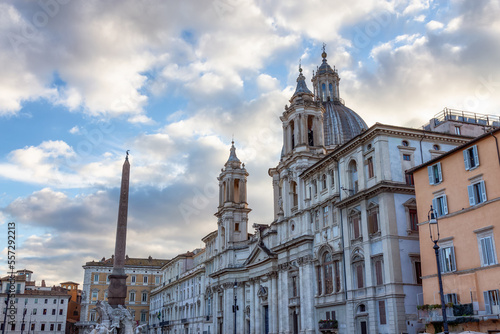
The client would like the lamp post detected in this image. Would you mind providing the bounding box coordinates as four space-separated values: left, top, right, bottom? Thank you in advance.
233 281 238 334
428 205 449 334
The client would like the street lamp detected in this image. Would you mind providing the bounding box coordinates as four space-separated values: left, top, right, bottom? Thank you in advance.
233 281 238 334
428 205 449 334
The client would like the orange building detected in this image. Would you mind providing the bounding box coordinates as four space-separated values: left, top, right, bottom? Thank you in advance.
410 128 500 333
60 281 81 334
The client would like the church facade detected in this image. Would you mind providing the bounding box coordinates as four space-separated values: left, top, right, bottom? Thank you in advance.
148 51 487 334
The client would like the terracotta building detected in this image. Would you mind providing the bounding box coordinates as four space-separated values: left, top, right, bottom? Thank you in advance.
410 127 500 333
60 281 82 333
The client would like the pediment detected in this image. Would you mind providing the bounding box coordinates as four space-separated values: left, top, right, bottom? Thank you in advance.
244 241 276 266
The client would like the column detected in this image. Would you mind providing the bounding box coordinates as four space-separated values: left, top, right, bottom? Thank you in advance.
249 280 255 334
254 279 261 334
279 271 290 334
299 265 307 333
271 273 279 334
304 262 315 334
229 178 234 202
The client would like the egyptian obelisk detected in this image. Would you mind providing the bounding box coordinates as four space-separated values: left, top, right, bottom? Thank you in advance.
108 151 130 307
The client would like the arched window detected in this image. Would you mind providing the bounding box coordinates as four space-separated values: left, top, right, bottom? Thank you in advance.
349 160 358 194
323 252 333 294
322 83 326 102
308 115 314 146
322 174 327 190
329 83 333 100
234 179 240 203
290 121 295 149
291 181 298 207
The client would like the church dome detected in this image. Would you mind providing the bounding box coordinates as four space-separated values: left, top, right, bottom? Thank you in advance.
311 48 367 147
322 100 367 147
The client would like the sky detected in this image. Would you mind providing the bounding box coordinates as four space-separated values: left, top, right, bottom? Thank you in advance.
1 0 500 287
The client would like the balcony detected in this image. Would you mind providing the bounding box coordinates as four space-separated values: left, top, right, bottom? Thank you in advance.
318 320 338 333
181 318 188 324
159 321 170 327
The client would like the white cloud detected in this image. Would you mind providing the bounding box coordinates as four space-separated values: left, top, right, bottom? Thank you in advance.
426 20 444 31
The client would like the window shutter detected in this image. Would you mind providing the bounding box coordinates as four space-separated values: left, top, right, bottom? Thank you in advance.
439 248 445 273
437 163 443 183
473 145 479 167
442 195 448 215
484 291 492 314
463 149 470 170
432 198 438 214
481 238 489 265
451 246 456 271
480 181 487 203
468 185 475 206
428 166 434 185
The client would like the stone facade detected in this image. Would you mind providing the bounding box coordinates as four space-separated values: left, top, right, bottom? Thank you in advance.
79 256 168 328
147 51 492 334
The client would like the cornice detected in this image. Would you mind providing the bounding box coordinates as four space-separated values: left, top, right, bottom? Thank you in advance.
336 181 415 208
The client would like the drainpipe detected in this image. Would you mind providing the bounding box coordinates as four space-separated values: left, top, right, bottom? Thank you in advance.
336 159 348 301
419 130 426 164
491 132 500 166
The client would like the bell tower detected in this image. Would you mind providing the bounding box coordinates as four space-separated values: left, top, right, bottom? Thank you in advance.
215 142 251 250
281 64 325 158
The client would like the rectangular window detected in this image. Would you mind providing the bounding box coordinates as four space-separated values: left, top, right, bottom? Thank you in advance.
93 274 99 283
440 246 456 273
50 324 54 331
455 126 461 135
374 259 383 285
58 324 62 331
43 309 47 315
143 276 148 284
129 292 135 302
463 145 479 170
131 275 136 283
41 324 45 331
427 162 443 185
368 209 379 235
52 309 56 315
292 276 298 297
31 324 35 331
155 276 161 285
468 181 487 206
334 260 341 292
323 206 329 227
141 312 147 322
45 299 48 304
356 264 364 289
484 290 500 314
59 309 63 315
405 173 414 185
235 222 240 232
35 298 38 304
403 154 411 161
367 157 374 178
379 300 387 325
53 299 56 304
316 266 322 295
91 291 98 304
444 293 458 305
409 209 418 231
351 215 361 239
432 195 448 217
479 236 497 266
142 292 148 302
414 261 422 284
33 308 37 315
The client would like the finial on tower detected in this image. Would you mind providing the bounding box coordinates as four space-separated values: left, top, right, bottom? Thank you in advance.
322 43 327 59
125 150 130 160
299 59 302 73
